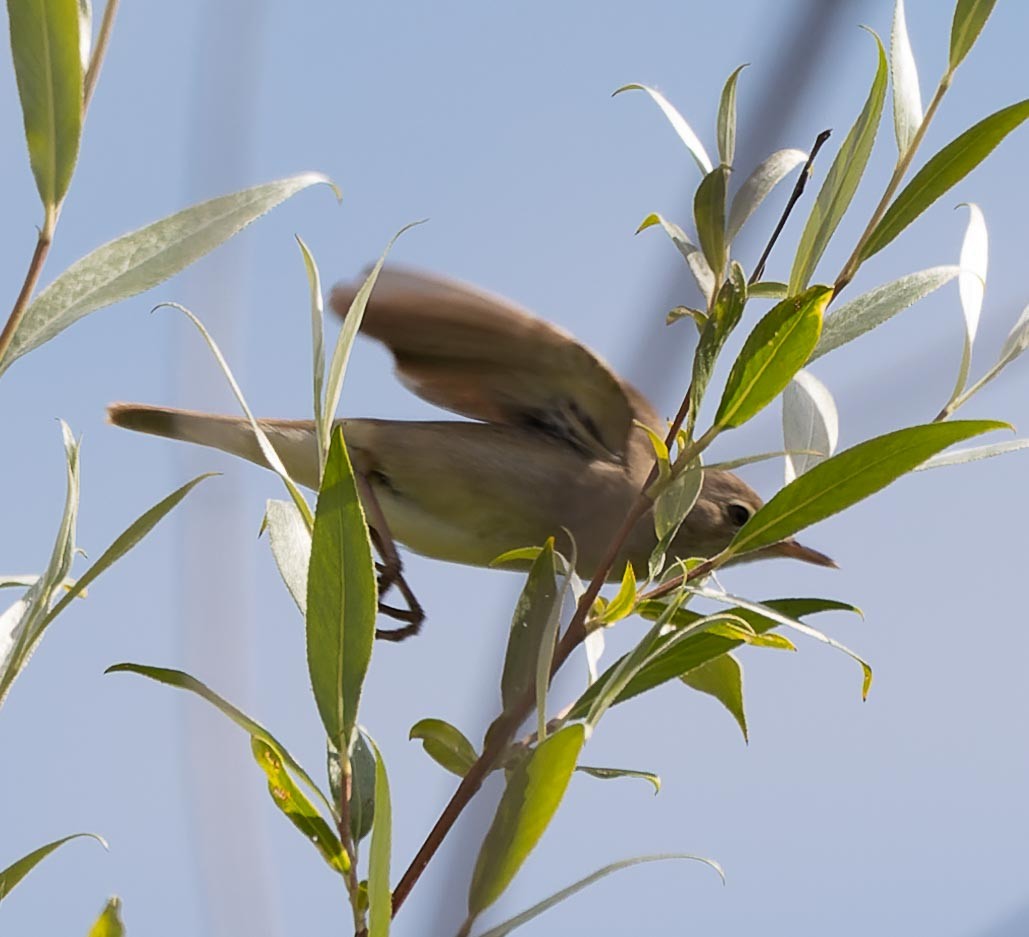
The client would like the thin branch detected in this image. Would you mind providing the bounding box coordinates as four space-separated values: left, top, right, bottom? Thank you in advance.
83 0 121 114
0 231 53 365
749 129 832 285
337 756 366 936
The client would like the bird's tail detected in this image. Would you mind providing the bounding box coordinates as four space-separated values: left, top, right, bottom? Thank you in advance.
107 403 321 488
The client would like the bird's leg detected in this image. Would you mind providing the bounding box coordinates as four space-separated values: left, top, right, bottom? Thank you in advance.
356 472 425 641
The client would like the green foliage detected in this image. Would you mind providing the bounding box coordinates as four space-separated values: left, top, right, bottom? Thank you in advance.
6 0 82 215
366 736 393 937
86 898 125 937
0 834 105 903
409 718 479 777
307 427 377 751
467 724 586 918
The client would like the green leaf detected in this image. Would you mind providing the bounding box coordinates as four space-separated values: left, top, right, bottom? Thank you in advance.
637 212 715 306
43 473 214 627
500 539 558 714
250 738 347 875
789 30 887 292
681 653 748 741
366 736 392 937
859 99 1029 263
891 0 923 158
716 64 747 166
105 663 335 821
0 422 79 711
714 286 830 430
0 833 105 903
263 499 311 615
688 262 747 437
596 563 636 625
811 266 959 361
666 305 707 329
726 420 1008 559
649 461 703 579
7 0 83 213
409 718 479 777
296 235 327 479
322 223 422 475
747 281 789 300
472 854 723 937
693 165 729 280
467 724 586 916
569 598 858 718
307 427 377 750
576 765 661 794
86 898 124 937
348 732 378 842
727 150 807 243
946 303 1029 413
75 0 90 73
949 0 997 71
0 173 337 375
613 83 713 175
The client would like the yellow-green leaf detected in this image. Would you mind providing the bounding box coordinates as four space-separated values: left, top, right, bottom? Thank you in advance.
86 897 124 937
949 0 997 71
409 718 479 777
681 653 748 741
7 0 83 212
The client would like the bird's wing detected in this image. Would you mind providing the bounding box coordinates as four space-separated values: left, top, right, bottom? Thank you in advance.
329 266 641 462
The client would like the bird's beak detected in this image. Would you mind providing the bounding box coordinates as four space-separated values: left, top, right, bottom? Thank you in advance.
769 538 838 568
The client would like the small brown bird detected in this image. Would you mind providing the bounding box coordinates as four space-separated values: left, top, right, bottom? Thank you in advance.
108 268 833 631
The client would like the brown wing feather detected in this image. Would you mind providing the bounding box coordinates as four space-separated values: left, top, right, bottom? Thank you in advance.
329 267 642 461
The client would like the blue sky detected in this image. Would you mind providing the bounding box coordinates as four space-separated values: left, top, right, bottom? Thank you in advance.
1 2 1028 935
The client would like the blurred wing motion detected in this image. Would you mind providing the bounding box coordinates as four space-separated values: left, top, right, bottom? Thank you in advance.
330 267 651 462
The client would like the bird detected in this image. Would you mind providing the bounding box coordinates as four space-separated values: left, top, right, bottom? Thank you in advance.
108 267 834 636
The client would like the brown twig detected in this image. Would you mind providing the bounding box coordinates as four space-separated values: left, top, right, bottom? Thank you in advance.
749 129 832 286
337 756 367 936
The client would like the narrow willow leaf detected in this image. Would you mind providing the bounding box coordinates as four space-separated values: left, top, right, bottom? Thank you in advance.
783 369 838 483
467 724 586 916
409 718 479 777
329 732 377 841
694 165 729 280
251 738 348 874
296 235 326 477
917 438 1029 470
727 149 807 242
637 213 715 305
1 173 337 375
859 99 1029 263
76 0 91 73
0 423 79 710
614 84 713 174
366 736 392 937
43 473 214 627
747 280 790 300
789 30 887 293
596 563 636 625
948 303 1029 412
714 286 830 430
891 0 923 157
688 263 747 436
500 539 558 715
694 587 872 699
86 897 124 937
812 266 959 360
706 622 796 651
949 0 997 71
726 420 1008 560
164 303 313 527
322 223 422 471
490 545 545 569
575 765 661 794
681 653 747 741
950 203 988 401
7 0 82 211
716 64 747 167
705 449 821 473
473 853 723 937
105 663 335 821
649 461 703 579
570 598 857 717
264 499 311 615
0 833 105 903
666 305 707 328
307 427 377 750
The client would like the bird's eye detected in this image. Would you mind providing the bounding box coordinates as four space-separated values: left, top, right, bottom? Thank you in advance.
726 502 751 527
